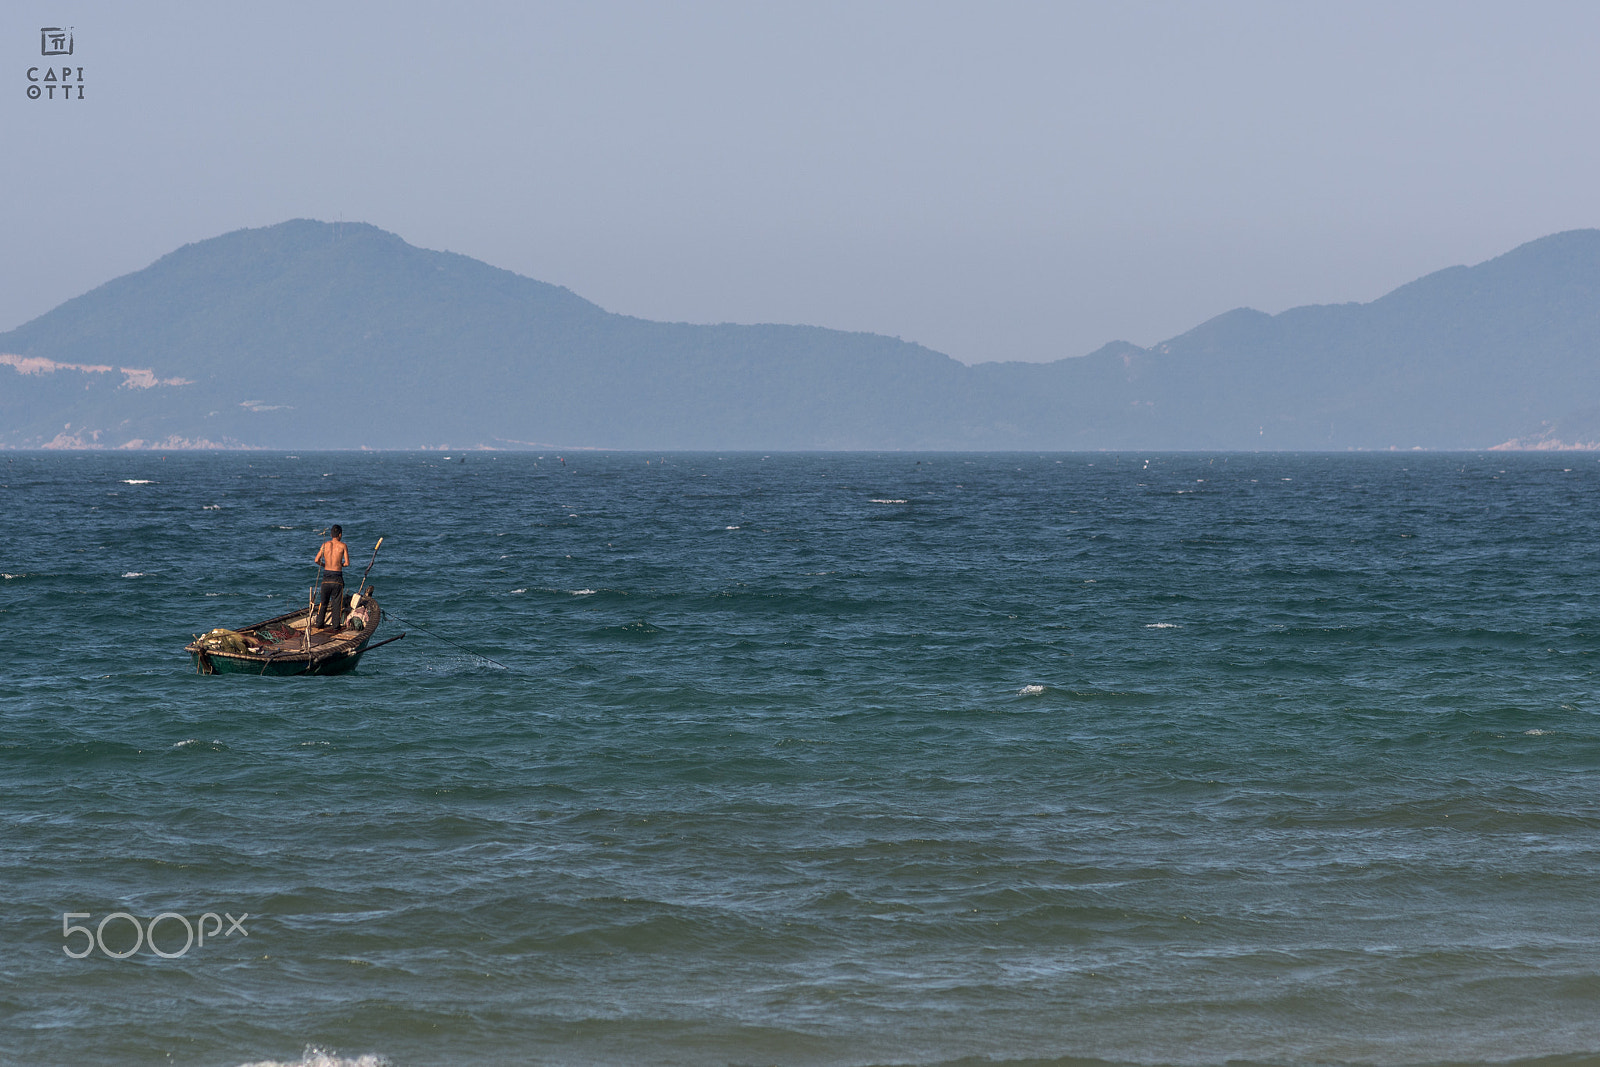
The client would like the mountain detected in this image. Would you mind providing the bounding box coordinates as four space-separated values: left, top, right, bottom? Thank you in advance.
4 220 1600 450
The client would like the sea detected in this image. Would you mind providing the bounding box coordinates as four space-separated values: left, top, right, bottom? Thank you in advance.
5 450 1600 1067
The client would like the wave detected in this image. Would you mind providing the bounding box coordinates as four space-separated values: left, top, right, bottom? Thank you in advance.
590 619 663 638
234 1049 388 1067
172 738 228 751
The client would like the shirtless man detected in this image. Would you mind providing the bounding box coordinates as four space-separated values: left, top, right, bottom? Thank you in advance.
313 525 350 630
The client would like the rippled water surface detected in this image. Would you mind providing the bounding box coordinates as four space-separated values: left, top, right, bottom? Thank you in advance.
5 451 1600 1067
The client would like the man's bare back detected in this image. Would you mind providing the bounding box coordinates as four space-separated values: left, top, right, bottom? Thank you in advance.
315 536 349 573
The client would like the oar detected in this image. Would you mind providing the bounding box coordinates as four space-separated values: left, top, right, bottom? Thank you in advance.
304 581 314 653
348 632 406 658
353 537 384 604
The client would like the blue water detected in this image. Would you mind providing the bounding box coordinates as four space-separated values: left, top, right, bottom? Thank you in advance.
5 451 1600 1067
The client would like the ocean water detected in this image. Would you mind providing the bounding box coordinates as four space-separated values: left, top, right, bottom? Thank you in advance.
5 450 1600 1067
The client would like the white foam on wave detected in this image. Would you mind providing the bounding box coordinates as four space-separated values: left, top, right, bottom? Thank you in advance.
122 572 146 578
569 588 597 596
234 1049 389 1067
1018 684 1047 696
121 479 154 485
510 588 527 594
203 504 221 510
870 498 909 504
1525 729 1550 736
725 525 741 530
2 573 23 579
1145 622 1179 629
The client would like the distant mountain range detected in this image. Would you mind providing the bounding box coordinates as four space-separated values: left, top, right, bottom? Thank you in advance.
5 220 1600 450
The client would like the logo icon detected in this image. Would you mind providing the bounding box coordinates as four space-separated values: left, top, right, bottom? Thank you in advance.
40 27 73 56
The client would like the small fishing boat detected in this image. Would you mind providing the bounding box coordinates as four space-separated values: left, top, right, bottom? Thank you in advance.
187 537 403 676
186 591 404 676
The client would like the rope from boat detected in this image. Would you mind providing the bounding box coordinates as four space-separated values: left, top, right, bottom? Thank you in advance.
379 607 510 670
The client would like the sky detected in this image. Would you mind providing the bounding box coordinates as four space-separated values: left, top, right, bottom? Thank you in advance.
6 1 1600 364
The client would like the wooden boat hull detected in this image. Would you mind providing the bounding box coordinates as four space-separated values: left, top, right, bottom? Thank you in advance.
186 599 385 677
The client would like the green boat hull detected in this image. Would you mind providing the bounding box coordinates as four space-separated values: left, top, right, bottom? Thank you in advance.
189 640 373 676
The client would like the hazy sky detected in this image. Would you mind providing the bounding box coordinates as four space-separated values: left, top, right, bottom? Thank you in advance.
7 1 1600 363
